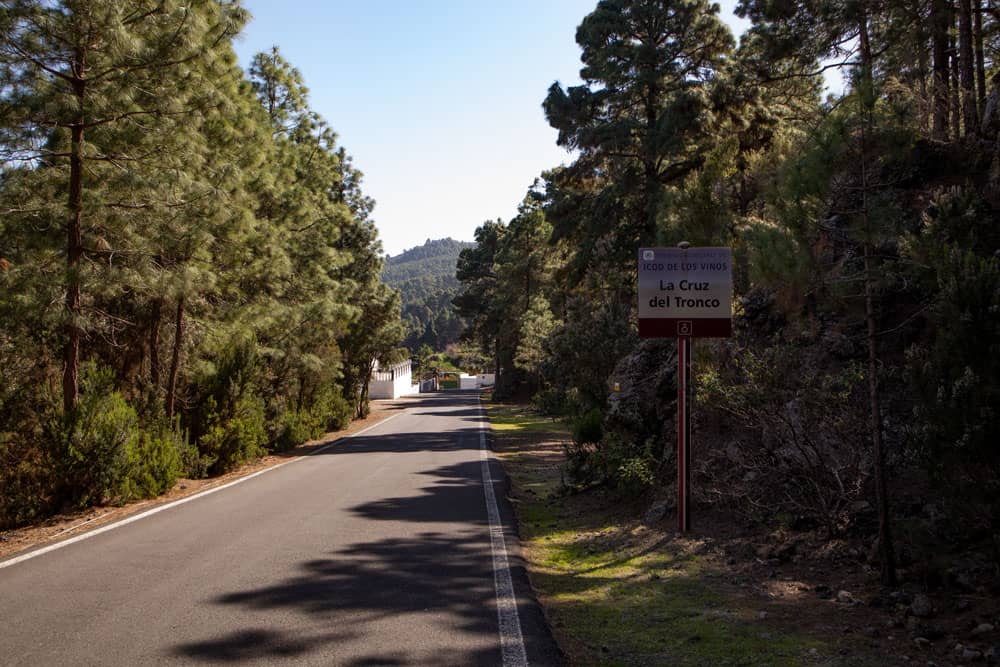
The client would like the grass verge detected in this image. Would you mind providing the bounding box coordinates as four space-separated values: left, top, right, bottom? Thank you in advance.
487 399 878 666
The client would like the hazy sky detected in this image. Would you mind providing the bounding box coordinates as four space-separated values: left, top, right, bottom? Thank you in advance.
233 1 752 256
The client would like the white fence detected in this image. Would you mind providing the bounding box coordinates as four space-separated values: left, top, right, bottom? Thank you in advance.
369 360 417 399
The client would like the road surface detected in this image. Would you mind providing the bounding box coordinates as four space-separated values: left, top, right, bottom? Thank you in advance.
0 391 561 666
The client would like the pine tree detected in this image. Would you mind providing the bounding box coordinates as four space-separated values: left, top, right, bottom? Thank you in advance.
0 0 247 412
736 0 913 586
245 46 357 417
455 221 507 386
334 155 405 418
544 0 734 251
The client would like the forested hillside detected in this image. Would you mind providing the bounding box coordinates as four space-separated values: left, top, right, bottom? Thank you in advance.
456 0 1000 588
0 2 403 528
382 238 472 351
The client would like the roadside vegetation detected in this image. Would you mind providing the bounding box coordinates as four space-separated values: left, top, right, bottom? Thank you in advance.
460 0 1000 662
0 2 404 529
488 399 889 666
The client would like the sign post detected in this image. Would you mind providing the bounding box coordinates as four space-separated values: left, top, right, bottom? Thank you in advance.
677 334 691 532
638 244 732 533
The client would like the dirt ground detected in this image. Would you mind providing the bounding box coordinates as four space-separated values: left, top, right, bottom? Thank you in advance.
0 398 415 562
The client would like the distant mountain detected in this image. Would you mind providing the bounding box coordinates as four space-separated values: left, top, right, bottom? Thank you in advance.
382 238 473 285
382 238 474 351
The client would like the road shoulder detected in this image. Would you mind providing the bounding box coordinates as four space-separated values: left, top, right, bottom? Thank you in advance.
0 398 414 562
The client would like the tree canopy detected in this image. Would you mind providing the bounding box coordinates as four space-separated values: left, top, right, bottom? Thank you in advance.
0 2 402 526
456 0 1000 585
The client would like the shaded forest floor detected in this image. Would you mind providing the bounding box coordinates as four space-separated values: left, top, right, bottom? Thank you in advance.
0 398 415 562
488 399 999 666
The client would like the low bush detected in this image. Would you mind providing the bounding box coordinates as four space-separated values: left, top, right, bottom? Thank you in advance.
0 431 56 529
196 394 267 476
696 346 870 533
907 248 1000 532
39 364 189 508
572 408 603 446
531 387 566 416
273 385 353 451
50 366 141 508
121 426 185 500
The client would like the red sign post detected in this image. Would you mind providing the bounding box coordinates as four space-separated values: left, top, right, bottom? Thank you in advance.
677 335 691 532
638 244 732 533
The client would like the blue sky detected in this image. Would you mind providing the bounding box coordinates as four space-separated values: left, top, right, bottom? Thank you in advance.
233 1 752 256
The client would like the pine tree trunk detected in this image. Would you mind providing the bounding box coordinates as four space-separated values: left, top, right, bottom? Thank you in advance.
914 4 931 134
165 297 185 421
63 48 86 414
494 337 501 396
931 0 951 139
958 0 976 136
863 235 897 588
644 84 660 240
858 12 898 588
950 31 962 139
358 362 373 419
974 0 986 121
149 297 162 386
358 382 369 419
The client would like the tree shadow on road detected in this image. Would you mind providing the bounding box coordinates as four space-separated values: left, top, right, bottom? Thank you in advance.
348 460 490 523
322 429 483 456
172 530 503 664
171 460 518 665
172 627 347 662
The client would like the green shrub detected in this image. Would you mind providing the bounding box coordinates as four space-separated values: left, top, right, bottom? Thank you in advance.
616 455 657 493
531 387 567 416
45 365 189 507
181 440 214 479
51 365 141 508
197 394 267 475
185 337 268 474
201 337 261 411
323 387 353 432
572 408 603 446
696 346 870 532
0 431 56 528
564 429 658 492
0 351 58 527
908 249 1000 524
0 363 189 523
121 427 185 500
273 385 352 451
563 408 609 487
274 408 316 452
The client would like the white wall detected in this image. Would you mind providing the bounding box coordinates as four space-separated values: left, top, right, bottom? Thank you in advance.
369 360 415 399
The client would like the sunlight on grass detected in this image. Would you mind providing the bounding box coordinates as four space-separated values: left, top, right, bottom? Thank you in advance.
487 403 568 434
486 399 841 666
489 416 567 433
531 528 828 666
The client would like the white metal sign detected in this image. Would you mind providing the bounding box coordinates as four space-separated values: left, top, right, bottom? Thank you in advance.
638 247 732 337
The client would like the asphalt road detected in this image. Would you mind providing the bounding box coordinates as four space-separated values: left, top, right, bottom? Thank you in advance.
0 391 561 666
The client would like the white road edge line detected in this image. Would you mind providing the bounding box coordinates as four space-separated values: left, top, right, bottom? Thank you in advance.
0 409 407 571
478 397 529 667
